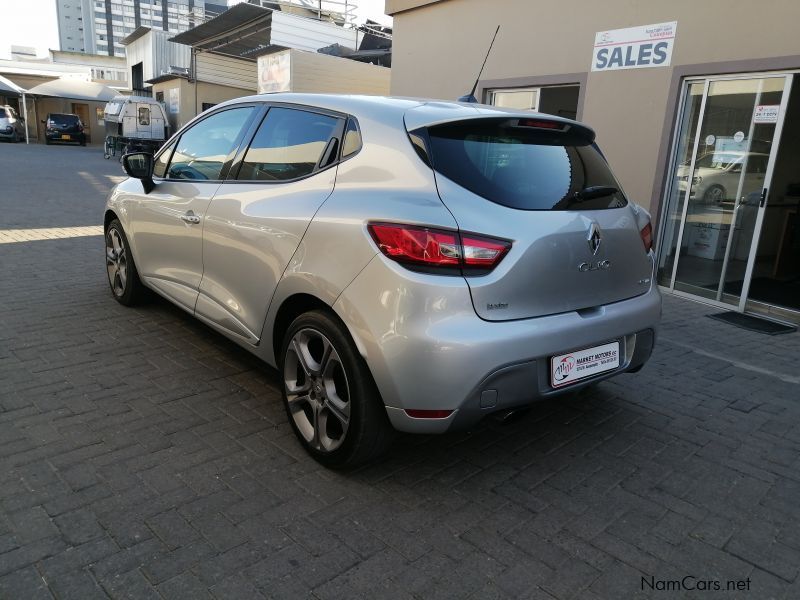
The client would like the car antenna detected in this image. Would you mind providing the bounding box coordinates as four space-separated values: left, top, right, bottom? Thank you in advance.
458 25 500 103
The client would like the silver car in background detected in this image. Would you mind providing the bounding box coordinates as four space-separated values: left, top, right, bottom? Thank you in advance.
104 94 661 468
0 105 25 142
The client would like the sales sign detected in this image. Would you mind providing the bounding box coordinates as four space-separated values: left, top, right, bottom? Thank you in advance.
592 21 677 72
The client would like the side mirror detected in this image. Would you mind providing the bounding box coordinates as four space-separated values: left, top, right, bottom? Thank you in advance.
122 152 155 193
41 119 46 124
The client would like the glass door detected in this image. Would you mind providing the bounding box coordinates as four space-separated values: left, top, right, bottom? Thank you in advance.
658 74 793 311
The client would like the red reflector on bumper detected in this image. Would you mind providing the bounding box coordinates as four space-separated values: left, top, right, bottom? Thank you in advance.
404 409 453 419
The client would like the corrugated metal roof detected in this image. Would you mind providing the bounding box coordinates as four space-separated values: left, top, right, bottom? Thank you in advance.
170 4 273 59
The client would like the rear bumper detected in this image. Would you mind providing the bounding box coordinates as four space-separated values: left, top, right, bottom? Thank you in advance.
334 255 662 434
45 132 85 142
384 327 656 433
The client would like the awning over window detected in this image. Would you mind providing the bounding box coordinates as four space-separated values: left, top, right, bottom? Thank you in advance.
0 74 26 97
26 79 117 102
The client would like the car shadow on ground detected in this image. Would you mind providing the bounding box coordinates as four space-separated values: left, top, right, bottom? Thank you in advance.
133 288 627 480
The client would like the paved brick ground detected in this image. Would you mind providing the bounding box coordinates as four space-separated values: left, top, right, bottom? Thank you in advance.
1 143 800 599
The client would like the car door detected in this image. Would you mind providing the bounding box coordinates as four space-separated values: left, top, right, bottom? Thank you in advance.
196 105 344 343
127 105 258 312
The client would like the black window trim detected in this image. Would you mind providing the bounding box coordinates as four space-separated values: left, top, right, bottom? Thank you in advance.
226 102 353 185
154 103 265 184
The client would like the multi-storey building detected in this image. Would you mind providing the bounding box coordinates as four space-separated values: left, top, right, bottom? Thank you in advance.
56 0 228 57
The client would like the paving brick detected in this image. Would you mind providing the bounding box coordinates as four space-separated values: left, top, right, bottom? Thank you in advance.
2 144 800 599
0 566 54 600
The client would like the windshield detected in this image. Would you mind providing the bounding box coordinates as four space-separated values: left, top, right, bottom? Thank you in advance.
105 102 123 116
0 108 7 118
49 114 80 125
423 120 627 210
694 153 742 170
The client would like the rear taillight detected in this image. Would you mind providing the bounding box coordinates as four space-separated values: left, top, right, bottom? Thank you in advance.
367 223 511 274
640 222 653 253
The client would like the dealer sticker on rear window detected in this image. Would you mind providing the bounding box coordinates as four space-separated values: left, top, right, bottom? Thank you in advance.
551 341 620 388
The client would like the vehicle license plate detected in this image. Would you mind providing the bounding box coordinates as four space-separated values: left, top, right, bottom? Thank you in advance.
551 341 620 388
61 134 71 140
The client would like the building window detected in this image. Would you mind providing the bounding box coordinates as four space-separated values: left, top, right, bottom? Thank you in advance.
487 84 579 120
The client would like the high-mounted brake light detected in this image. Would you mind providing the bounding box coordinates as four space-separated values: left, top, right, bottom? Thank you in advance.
640 222 653 253
367 223 511 273
516 118 565 130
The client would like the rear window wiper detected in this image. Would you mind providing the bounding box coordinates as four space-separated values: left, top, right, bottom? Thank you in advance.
572 185 619 202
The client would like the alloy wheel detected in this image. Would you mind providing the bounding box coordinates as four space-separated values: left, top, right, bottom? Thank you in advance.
283 328 351 453
105 228 128 297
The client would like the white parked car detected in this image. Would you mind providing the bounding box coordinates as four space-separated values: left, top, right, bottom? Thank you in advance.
677 151 769 203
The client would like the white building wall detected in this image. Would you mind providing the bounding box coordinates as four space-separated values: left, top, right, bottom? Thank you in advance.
270 11 361 52
288 49 390 94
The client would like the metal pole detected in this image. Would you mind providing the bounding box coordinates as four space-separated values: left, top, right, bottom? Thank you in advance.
22 92 29 144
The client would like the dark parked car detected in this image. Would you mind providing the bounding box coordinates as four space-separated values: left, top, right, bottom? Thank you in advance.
43 113 86 145
0 105 25 142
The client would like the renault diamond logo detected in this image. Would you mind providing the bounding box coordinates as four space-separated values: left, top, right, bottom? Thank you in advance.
587 223 602 256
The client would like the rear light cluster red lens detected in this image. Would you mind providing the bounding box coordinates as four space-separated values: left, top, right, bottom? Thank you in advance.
367 223 511 273
640 222 653 253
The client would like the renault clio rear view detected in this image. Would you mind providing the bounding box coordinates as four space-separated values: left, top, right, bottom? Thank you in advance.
103 94 661 467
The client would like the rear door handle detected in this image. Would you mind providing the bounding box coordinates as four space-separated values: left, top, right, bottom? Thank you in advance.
181 212 201 224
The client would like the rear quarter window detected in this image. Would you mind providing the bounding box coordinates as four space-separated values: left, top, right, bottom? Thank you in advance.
423 119 628 211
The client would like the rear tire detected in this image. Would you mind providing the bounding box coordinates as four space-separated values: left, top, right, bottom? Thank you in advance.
280 310 394 469
105 219 146 306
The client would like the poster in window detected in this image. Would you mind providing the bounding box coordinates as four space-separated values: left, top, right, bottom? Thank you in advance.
258 52 291 94
169 88 179 114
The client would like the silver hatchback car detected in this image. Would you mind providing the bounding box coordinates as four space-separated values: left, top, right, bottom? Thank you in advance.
105 94 661 467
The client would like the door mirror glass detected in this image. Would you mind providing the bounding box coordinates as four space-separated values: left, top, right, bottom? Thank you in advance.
123 152 154 179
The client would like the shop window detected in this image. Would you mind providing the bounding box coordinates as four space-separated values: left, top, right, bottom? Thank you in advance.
487 85 579 120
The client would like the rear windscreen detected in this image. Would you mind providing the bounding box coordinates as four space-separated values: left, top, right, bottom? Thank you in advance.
423 121 627 210
50 114 79 125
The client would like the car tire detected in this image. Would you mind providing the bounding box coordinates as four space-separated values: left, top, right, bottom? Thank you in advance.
45 138 51 145
105 219 146 306
280 310 394 469
703 184 726 203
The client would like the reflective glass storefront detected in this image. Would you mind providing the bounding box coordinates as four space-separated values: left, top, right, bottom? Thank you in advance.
658 73 800 320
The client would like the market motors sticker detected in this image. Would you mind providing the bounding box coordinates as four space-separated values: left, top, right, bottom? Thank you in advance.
754 105 780 123
551 341 620 388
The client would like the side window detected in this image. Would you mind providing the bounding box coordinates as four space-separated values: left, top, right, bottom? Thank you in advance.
237 107 340 181
342 118 362 157
153 139 175 178
167 107 255 181
137 106 150 125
